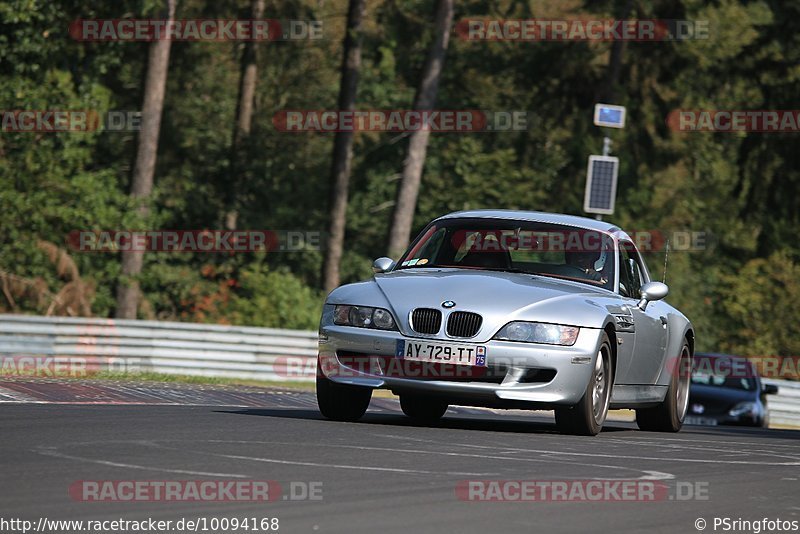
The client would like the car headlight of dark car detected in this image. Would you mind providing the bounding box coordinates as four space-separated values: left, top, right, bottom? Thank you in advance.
334 305 397 331
494 321 580 346
728 401 759 418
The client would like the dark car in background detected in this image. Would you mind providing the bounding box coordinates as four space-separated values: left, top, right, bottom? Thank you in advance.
686 353 778 427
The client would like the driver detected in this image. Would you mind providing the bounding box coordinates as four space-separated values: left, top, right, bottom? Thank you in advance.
565 250 607 283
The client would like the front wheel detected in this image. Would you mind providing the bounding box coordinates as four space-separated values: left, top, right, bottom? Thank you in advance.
400 394 448 423
316 361 372 422
636 341 691 432
759 408 770 428
555 333 613 436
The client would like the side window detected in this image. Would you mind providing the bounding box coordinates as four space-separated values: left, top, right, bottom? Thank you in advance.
629 257 643 293
619 241 645 298
618 250 633 297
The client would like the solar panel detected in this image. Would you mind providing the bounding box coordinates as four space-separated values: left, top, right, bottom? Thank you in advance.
584 155 619 215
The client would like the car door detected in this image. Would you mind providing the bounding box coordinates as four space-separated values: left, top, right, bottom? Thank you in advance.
615 241 668 385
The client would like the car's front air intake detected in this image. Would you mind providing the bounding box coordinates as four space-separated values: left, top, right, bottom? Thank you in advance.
446 311 483 338
411 308 442 334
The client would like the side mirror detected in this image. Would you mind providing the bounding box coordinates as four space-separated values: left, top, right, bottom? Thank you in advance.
372 257 395 274
637 281 669 311
763 383 779 395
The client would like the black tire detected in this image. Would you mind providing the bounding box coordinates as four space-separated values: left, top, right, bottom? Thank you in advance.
760 410 770 429
316 361 372 422
399 394 448 423
636 341 691 432
555 332 614 436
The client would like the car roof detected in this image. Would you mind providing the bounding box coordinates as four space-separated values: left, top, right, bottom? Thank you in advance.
436 210 623 234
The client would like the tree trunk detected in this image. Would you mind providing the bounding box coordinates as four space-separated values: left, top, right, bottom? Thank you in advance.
386 0 454 259
227 0 266 231
115 0 177 319
321 0 366 293
234 0 264 145
597 0 634 103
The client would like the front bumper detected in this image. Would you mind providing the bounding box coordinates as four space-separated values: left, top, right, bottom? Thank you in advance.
684 412 765 427
318 324 605 407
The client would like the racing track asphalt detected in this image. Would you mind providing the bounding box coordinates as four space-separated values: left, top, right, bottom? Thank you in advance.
1 378 799 534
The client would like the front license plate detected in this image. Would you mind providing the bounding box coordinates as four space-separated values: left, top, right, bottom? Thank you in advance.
395 339 487 367
684 416 718 426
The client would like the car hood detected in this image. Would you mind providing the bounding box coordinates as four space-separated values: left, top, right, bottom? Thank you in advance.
366 268 614 337
689 384 757 404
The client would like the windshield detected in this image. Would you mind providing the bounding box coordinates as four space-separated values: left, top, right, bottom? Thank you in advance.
395 217 615 290
691 367 756 391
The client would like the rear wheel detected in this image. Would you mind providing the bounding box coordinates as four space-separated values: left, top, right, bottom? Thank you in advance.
555 333 613 436
316 361 372 422
636 341 691 432
400 394 448 423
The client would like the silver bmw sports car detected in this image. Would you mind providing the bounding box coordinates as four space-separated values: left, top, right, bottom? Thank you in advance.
317 210 694 435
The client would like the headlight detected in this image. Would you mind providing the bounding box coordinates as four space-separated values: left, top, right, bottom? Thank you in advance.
333 305 397 330
494 321 580 346
728 401 758 418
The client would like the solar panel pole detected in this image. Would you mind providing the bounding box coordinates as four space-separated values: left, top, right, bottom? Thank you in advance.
585 103 625 220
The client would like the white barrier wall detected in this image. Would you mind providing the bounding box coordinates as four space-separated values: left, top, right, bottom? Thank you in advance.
763 378 800 428
0 314 318 382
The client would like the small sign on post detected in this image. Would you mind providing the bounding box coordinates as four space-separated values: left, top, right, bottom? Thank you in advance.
593 104 626 128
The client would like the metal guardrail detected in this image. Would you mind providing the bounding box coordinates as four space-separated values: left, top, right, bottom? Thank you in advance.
763 378 800 428
0 314 798 427
0 314 318 382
